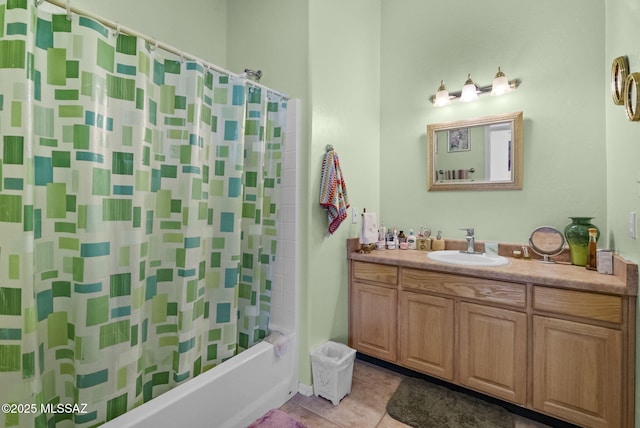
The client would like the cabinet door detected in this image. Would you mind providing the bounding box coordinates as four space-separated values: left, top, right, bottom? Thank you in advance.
399 292 454 380
533 316 622 428
351 281 397 361
459 302 527 404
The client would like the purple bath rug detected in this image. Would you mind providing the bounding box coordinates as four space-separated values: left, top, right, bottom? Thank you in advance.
248 408 307 428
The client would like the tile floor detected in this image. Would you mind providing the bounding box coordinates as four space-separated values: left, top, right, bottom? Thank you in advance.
278 358 558 428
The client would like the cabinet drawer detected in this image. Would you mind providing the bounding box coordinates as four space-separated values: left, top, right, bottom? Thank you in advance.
533 287 622 324
401 268 525 308
353 261 398 285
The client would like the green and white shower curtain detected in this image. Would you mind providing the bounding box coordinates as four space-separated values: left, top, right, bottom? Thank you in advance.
238 85 286 352
0 0 287 426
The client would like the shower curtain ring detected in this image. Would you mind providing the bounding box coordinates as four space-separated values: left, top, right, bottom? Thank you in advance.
34 0 45 7
65 0 71 20
113 23 121 38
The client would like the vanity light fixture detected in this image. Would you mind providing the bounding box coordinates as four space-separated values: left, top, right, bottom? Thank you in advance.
430 67 520 106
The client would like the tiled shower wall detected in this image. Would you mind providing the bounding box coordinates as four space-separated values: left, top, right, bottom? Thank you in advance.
270 99 299 334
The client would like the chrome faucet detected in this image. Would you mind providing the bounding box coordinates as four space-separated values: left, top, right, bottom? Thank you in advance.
460 228 479 254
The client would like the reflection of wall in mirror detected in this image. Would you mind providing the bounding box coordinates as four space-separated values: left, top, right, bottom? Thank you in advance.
436 128 485 180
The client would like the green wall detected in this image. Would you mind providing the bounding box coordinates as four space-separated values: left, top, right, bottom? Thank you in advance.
605 1 640 264
605 2 640 426
304 0 381 384
380 0 606 243
71 0 227 65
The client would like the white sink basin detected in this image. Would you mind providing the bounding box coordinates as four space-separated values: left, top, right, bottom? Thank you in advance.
427 250 510 267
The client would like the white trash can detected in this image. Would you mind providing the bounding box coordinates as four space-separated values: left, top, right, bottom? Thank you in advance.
310 341 357 406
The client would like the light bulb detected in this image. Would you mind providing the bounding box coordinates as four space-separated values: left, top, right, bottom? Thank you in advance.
433 80 451 106
460 74 478 102
491 67 512 96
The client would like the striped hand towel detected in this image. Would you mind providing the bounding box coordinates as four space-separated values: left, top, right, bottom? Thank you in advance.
319 149 350 235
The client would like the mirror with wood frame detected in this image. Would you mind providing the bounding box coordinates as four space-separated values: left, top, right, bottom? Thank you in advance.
427 111 523 191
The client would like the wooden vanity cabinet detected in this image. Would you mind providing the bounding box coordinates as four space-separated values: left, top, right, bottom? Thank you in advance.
532 286 628 428
348 250 636 428
400 268 528 404
349 261 398 362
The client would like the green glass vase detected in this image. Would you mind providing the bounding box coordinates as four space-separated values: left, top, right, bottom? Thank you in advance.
563 217 600 266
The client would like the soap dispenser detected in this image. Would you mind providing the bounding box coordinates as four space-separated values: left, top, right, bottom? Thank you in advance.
431 230 445 251
407 229 417 250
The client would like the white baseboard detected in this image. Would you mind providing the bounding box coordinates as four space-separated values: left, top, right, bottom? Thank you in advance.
298 382 313 397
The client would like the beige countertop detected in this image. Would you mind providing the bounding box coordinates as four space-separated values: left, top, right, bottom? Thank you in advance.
347 239 638 296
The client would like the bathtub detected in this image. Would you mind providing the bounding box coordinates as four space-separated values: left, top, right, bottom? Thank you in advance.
102 332 298 428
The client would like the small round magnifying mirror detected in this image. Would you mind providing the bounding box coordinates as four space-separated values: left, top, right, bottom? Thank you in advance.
529 226 566 263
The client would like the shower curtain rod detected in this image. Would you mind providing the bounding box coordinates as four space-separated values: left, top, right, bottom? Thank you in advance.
35 0 288 99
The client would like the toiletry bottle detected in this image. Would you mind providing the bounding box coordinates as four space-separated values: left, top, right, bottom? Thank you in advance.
377 223 387 250
393 228 399 249
431 231 445 251
398 230 408 249
586 228 598 271
407 229 417 250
